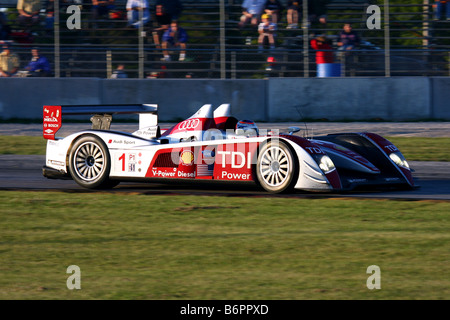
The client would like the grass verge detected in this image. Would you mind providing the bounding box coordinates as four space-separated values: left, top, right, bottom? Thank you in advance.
1 136 450 162
0 191 448 300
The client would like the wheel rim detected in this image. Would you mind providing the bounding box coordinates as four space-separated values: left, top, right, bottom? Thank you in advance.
73 142 105 181
259 146 290 187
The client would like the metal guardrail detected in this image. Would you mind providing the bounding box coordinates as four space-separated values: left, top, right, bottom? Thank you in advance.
9 45 448 79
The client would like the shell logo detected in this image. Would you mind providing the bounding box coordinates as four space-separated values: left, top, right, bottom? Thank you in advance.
180 150 194 165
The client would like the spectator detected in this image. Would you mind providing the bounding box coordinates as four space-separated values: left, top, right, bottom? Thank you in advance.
286 0 328 29
146 64 167 78
433 0 449 20
110 64 128 78
155 0 183 22
17 0 42 27
92 0 116 21
238 0 266 29
264 0 283 25
311 36 333 65
337 23 360 51
0 12 11 40
126 0 150 28
43 0 56 34
23 47 51 77
286 1 300 29
161 21 188 61
0 43 20 77
152 3 173 50
258 13 277 51
308 0 329 26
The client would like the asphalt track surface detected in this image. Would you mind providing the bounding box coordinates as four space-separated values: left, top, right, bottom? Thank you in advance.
1 122 450 200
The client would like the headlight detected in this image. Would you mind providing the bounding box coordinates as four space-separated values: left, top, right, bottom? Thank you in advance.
389 152 410 169
319 155 336 174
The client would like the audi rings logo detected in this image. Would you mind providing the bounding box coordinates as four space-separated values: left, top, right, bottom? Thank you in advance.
178 119 200 130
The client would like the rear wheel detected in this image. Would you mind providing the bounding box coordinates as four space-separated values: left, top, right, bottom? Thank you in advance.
256 141 297 193
68 135 118 189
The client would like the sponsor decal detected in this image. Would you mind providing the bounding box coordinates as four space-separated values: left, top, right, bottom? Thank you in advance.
177 170 196 178
197 164 214 176
135 126 159 138
43 106 61 140
180 150 194 166
47 140 59 146
177 119 200 130
217 151 252 169
304 146 325 155
48 160 65 167
384 177 400 182
116 152 141 173
128 153 136 172
108 139 136 145
152 167 177 178
348 178 367 183
384 145 399 152
150 167 195 178
216 150 254 181
221 171 251 180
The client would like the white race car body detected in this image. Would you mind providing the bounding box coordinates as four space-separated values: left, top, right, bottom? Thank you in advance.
43 103 415 193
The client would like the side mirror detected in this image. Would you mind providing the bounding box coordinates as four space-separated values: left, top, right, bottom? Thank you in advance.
287 126 301 135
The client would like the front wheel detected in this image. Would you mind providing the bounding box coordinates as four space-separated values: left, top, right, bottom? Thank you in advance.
256 140 298 193
68 135 118 189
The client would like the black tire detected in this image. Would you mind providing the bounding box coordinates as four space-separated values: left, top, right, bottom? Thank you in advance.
256 140 297 193
68 135 117 189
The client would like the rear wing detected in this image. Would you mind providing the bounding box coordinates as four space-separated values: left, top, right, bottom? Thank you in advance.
43 104 158 140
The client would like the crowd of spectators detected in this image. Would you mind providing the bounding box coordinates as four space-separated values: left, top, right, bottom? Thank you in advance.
238 0 332 51
0 0 381 77
0 43 51 77
0 0 447 78
239 0 329 31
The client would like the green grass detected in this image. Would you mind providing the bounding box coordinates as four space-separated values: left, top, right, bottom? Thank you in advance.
1 136 449 162
0 191 448 300
386 137 450 162
0 136 47 155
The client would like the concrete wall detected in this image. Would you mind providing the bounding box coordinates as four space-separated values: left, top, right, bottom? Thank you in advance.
267 77 433 121
0 77 448 122
430 77 450 120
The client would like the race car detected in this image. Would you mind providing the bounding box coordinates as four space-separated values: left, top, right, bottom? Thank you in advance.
42 103 415 193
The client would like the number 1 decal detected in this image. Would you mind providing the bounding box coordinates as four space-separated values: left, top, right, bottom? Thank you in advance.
118 153 126 171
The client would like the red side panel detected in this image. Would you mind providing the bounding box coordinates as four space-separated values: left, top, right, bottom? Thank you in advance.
145 147 196 179
43 106 61 140
214 142 259 181
160 117 216 137
145 142 260 182
324 169 342 190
